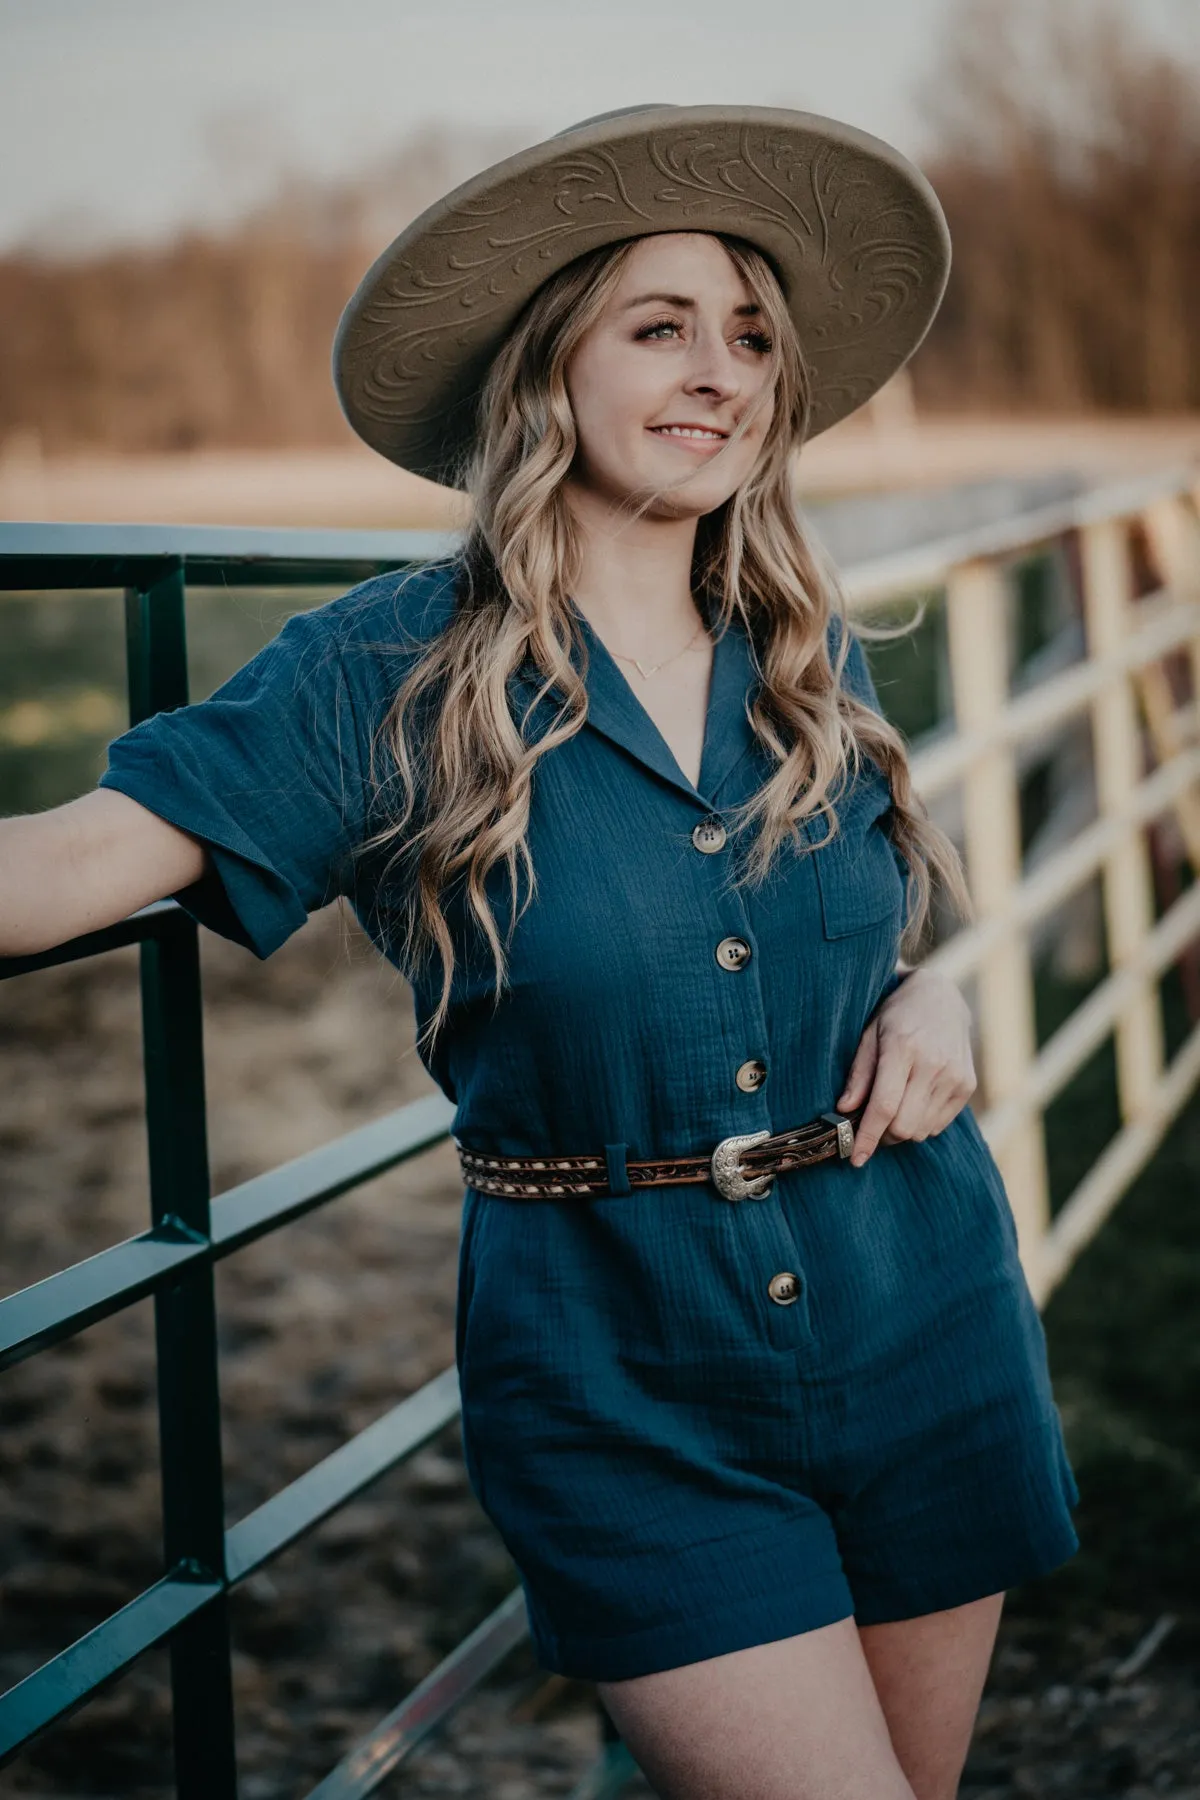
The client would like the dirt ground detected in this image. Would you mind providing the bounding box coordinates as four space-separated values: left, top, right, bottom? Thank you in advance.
1 907 1198 1798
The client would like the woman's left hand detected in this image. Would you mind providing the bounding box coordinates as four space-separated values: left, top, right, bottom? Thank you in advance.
836 968 977 1168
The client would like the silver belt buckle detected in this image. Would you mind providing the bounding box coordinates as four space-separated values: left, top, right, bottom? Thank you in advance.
819 1111 856 1158
710 1129 774 1202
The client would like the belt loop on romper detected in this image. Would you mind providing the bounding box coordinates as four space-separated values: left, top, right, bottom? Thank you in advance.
604 1144 632 1196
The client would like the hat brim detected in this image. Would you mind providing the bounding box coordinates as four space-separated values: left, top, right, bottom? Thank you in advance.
332 105 951 484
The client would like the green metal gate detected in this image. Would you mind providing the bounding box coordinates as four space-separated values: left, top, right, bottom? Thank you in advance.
0 524 639 1798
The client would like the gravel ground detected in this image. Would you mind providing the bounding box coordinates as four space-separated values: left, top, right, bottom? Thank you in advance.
1 907 1196 1798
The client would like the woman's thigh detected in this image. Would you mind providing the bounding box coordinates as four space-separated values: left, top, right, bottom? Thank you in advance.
597 1616 916 1800
858 1592 1005 1800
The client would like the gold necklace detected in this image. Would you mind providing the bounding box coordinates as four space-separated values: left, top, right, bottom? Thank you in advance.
609 618 709 681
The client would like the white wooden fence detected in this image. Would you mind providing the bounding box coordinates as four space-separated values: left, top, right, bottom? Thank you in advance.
845 466 1200 1308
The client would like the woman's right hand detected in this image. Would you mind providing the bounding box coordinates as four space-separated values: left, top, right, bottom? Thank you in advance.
0 790 208 959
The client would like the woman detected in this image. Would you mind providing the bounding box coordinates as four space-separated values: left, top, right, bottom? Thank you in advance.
0 107 1077 1800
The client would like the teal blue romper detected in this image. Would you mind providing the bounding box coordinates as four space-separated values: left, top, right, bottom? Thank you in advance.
99 561 1079 1681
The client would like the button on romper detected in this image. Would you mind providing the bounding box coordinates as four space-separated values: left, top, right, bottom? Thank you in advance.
100 562 1080 1682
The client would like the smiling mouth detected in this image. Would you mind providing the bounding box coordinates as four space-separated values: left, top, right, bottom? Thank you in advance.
648 425 729 442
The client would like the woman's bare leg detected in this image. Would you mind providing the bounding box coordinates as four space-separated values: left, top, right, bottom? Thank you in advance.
858 1593 1006 1800
597 1615 916 1800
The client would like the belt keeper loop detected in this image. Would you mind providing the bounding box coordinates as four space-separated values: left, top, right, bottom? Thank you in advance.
604 1144 632 1197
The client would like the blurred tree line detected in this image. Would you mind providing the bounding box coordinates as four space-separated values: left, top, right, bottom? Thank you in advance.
915 0 1200 414
0 124 520 457
0 0 1196 458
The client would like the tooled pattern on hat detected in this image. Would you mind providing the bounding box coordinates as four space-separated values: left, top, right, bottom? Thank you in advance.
348 125 934 435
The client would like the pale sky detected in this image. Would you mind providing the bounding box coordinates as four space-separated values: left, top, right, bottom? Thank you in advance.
1 0 1196 254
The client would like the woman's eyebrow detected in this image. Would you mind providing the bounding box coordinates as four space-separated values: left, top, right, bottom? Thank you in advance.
621 291 762 316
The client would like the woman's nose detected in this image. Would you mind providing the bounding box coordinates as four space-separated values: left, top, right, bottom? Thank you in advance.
682 326 743 399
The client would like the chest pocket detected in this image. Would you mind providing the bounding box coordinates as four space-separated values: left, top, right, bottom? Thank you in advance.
807 766 906 938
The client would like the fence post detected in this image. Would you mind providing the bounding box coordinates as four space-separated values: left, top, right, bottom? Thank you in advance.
1078 519 1165 1129
125 565 239 1799
945 557 1050 1285
1139 493 1200 873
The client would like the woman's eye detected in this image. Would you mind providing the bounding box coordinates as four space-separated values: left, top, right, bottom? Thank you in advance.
632 318 772 351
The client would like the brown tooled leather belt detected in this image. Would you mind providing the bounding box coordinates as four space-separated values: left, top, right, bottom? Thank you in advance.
453 1106 865 1203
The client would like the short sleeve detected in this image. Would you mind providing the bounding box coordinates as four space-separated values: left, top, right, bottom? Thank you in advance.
98 604 372 959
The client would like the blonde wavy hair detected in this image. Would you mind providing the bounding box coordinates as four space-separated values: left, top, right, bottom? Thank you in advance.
359 233 971 1052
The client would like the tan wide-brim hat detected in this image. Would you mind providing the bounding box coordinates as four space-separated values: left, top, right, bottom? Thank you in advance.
333 103 951 484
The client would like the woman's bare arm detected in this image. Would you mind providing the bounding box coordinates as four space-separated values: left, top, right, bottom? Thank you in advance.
0 790 208 958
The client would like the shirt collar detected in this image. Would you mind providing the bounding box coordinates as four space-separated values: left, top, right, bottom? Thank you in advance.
507 599 761 811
